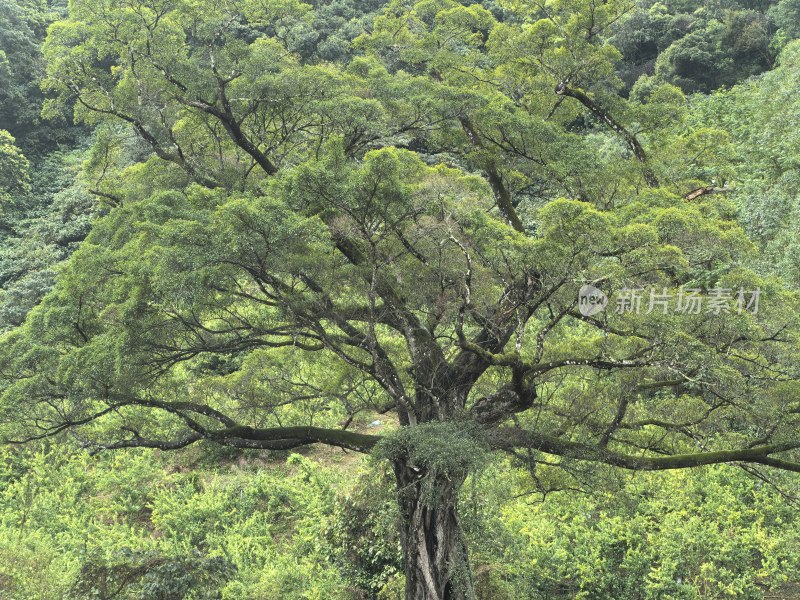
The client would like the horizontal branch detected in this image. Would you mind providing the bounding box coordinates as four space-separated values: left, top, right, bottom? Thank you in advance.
490 427 800 473
84 425 382 455
209 425 381 452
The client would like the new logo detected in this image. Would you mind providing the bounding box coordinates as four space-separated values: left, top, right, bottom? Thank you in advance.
578 285 608 317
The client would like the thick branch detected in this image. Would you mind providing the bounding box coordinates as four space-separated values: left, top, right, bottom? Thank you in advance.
469 378 536 426
556 82 658 187
459 116 525 232
84 425 380 454
71 93 220 189
491 427 800 473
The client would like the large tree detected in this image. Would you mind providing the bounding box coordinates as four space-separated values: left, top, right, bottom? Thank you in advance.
3 0 800 598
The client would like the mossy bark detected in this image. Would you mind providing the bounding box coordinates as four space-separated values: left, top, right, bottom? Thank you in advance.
393 459 475 600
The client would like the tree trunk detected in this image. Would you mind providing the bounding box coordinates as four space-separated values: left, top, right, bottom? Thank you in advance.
393 460 475 600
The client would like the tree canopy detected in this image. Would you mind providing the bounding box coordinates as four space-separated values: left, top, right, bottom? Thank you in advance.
2 0 800 598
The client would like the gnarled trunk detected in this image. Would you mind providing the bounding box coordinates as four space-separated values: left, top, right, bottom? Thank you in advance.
393 460 475 600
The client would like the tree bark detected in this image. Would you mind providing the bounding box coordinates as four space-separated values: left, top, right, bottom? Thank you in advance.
393 459 475 600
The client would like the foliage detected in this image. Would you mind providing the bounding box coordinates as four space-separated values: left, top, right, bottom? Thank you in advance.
0 130 30 208
0 143 99 330
0 446 799 599
693 40 800 284
375 421 490 482
71 549 235 600
0 0 79 155
470 463 800 599
1 0 800 597
610 0 785 94
0 446 359 599
325 466 403 595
